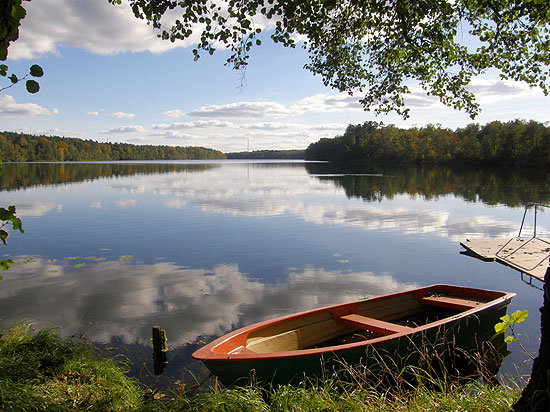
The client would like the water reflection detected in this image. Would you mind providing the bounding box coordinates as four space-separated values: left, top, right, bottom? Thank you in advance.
0 161 546 385
305 163 550 207
0 257 416 348
2 163 539 242
0 162 221 191
89 165 527 240
3 162 550 210
12 201 63 217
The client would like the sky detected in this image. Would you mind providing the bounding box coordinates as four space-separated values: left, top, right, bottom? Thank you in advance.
1 0 549 153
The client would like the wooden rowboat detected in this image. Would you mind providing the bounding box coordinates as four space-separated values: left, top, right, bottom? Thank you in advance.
192 284 515 387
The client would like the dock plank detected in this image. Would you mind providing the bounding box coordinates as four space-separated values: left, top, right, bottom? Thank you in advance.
460 237 550 281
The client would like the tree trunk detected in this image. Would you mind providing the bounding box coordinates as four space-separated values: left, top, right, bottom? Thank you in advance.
513 266 550 412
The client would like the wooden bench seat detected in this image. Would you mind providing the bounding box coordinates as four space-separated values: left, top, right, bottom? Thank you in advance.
336 314 413 335
419 296 483 311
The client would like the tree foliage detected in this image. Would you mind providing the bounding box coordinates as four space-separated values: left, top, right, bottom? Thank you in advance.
305 119 550 167
0 131 226 161
115 0 550 118
0 0 43 94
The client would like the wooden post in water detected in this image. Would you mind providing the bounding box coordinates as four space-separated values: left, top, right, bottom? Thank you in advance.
152 325 168 375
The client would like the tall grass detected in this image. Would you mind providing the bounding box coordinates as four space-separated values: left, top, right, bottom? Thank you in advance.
0 323 144 411
0 323 521 412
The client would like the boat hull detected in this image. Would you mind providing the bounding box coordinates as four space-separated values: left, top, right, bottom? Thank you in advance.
193 284 514 387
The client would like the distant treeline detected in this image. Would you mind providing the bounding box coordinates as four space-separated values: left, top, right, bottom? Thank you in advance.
0 132 226 161
305 120 550 167
226 150 304 159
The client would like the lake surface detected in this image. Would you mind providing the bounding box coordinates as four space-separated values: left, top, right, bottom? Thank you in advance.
1 161 549 388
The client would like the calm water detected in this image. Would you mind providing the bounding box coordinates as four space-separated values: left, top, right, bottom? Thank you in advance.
1 161 549 387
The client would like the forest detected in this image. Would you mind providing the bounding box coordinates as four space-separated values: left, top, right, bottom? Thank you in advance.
305 120 550 167
0 131 225 161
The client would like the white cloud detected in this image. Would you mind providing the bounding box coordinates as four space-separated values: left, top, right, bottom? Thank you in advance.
112 112 135 119
292 94 364 113
153 120 236 130
87 111 99 116
241 122 289 130
189 101 299 119
467 78 540 103
102 125 146 134
161 109 187 118
149 130 198 139
8 0 192 60
400 78 542 110
0 95 56 118
177 94 371 122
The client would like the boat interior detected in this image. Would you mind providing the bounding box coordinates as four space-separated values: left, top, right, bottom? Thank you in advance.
241 287 499 354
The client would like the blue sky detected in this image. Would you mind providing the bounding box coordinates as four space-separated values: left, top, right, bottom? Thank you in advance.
1 0 549 153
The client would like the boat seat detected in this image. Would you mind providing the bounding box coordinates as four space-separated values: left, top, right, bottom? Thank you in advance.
335 314 413 335
419 296 483 311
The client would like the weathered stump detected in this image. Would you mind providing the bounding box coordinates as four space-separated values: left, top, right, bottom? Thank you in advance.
152 325 168 375
513 265 550 412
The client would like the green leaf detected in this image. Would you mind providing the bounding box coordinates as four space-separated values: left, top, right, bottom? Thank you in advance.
26 80 40 93
9 216 23 233
494 322 507 334
0 259 13 271
11 4 26 20
0 64 7 76
9 73 18 84
511 310 528 324
29 64 44 77
504 336 516 344
0 230 8 245
499 314 511 324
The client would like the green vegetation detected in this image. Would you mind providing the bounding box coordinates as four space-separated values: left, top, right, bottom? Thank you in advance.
0 131 226 162
0 323 144 411
0 323 521 411
226 150 304 159
305 120 550 167
0 1 44 94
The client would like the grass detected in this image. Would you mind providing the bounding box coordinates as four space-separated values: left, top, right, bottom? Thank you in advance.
0 323 143 411
0 323 521 411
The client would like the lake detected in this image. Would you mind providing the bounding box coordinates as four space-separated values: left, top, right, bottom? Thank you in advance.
1 161 548 388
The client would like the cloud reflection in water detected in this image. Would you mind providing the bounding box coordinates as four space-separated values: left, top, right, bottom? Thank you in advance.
102 167 521 241
0 257 416 348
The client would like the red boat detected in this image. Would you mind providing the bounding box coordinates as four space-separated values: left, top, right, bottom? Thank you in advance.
193 284 515 387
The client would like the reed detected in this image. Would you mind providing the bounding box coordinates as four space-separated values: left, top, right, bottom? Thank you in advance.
0 323 521 412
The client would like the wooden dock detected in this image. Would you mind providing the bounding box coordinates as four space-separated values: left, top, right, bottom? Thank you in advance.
460 237 550 281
